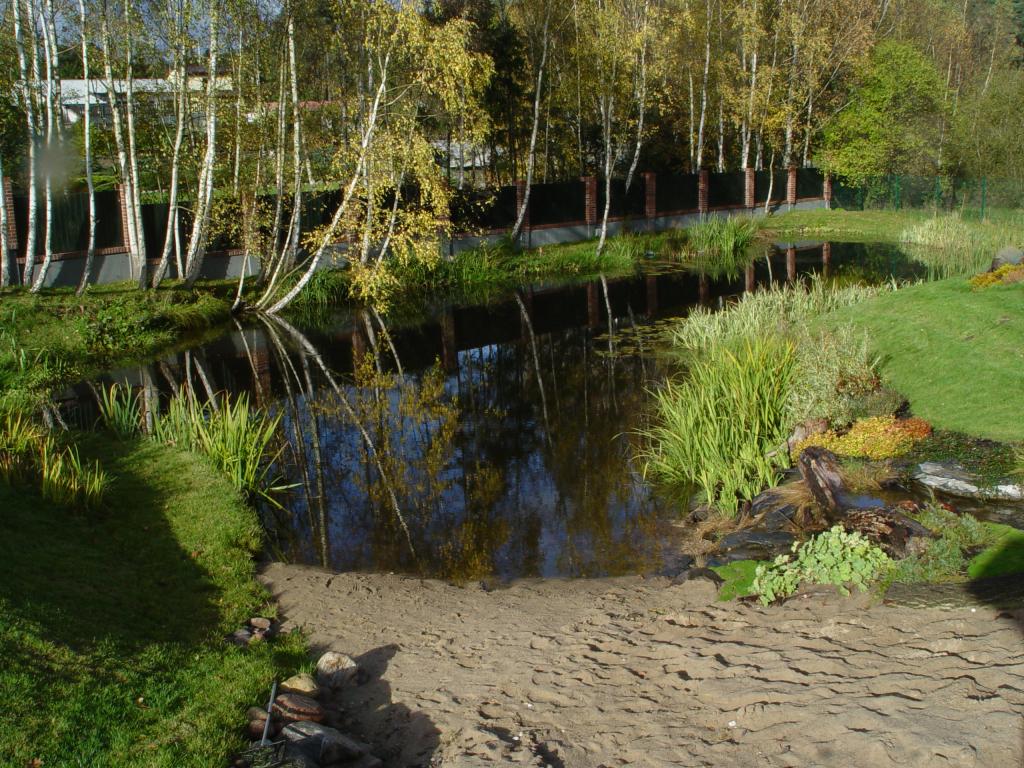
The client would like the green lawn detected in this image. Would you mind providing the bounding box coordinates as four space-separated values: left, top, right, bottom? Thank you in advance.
0 436 304 766
761 209 933 242
827 278 1024 442
0 282 232 412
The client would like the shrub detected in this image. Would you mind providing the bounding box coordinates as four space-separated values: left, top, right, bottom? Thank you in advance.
969 263 1024 289
641 336 796 515
887 504 998 585
794 415 931 459
752 525 892 605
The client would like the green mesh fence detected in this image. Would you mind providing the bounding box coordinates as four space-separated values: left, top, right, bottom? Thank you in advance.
831 175 1024 218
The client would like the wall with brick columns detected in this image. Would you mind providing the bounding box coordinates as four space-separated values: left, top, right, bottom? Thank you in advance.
697 168 709 214
786 167 798 206
823 174 833 209
642 172 657 223
744 168 755 208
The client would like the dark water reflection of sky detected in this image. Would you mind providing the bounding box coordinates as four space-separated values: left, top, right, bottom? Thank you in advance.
71 241 926 581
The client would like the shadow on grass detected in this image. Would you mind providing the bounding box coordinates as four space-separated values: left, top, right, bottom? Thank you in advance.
0 435 301 765
0 438 220 651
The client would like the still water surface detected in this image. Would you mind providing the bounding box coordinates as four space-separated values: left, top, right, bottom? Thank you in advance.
71 241 929 580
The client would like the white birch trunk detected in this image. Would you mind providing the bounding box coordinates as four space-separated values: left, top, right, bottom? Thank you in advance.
511 5 550 242
76 0 97 295
31 0 55 293
0 156 9 288
151 0 188 287
14 0 39 286
261 55 390 314
183 0 221 285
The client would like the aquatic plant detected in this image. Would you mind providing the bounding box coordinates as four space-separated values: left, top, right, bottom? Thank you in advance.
38 437 110 512
794 415 931 460
96 383 143 438
0 412 110 511
900 215 1017 278
641 336 796 515
752 525 891 605
153 391 287 505
685 216 759 261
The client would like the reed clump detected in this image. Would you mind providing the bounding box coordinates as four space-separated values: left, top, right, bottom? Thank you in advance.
640 337 796 515
153 391 287 505
900 214 1019 278
0 412 110 511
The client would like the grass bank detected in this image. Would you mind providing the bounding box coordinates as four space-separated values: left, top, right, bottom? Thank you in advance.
825 278 1024 442
0 435 304 766
0 283 232 411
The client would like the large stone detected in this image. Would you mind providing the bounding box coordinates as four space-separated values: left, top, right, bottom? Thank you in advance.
719 529 796 555
281 720 368 764
991 246 1024 271
316 651 360 692
273 693 326 724
914 462 1024 502
281 673 320 697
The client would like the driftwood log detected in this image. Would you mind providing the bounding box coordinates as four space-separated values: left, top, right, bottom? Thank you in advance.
798 447 936 558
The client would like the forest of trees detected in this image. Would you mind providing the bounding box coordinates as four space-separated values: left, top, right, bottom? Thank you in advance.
1 0 1022 302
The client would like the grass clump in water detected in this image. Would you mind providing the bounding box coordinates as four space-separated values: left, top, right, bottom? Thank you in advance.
640 337 796 515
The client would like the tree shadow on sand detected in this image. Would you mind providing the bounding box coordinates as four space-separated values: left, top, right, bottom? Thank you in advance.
312 643 441 768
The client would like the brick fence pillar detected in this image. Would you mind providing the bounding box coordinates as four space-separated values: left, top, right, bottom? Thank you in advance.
822 241 832 278
582 175 597 234
642 172 657 226
744 168 755 209
698 168 709 215
786 167 798 207
823 173 833 209
116 183 135 281
786 245 797 282
1 178 16 285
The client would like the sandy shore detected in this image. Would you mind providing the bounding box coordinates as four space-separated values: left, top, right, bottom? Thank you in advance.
259 563 1024 768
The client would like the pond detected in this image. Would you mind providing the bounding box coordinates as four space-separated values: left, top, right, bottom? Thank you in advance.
64 241 934 581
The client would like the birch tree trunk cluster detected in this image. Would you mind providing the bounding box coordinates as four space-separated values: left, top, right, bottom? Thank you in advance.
0 0 1019 300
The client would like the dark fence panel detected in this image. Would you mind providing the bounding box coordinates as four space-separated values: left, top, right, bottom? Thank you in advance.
597 178 645 219
449 186 517 232
11 190 122 257
656 173 699 213
708 171 746 208
754 170 789 204
529 181 585 225
797 168 823 199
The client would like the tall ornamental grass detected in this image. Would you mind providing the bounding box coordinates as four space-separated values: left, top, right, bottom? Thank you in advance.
0 411 110 511
900 214 1020 277
640 337 796 514
153 391 287 505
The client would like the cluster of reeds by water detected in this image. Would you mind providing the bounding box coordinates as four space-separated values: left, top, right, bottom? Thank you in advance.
95 382 286 505
639 337 796 515
0 411 110 511
900 214 1019 278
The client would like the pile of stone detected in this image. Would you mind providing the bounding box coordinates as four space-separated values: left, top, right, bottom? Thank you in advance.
236 652 382 768
229 617 274 647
